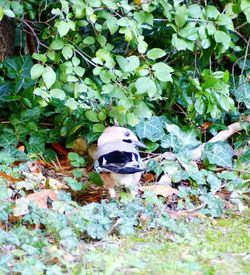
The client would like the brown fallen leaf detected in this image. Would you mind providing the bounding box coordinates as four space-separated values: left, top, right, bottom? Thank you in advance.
142 173 155 183
27 190 58 208
139 185 178 198
71 137 88 155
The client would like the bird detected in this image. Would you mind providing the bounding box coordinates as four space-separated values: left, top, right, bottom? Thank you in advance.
94 126 146 198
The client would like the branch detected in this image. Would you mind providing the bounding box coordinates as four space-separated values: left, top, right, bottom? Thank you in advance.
192 115 250 160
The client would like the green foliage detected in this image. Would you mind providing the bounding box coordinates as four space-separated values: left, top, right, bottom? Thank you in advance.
0 0 249 248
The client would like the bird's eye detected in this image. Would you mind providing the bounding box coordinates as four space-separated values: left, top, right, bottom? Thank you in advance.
124 131 130 137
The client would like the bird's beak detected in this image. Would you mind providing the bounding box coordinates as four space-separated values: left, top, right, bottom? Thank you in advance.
133 140 147 148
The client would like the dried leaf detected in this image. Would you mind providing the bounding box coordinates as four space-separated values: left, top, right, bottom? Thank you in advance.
88 144 97 160
48 177 68 190
27 190 58 208
142 173 155 183
27 161 41 173
71 137 88 155
139 185 178 197
51 143 68 156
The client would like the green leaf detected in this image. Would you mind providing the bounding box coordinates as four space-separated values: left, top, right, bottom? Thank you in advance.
116 55 140 73
68 152 86 167
0 128 18 148
50 89 66 100
239 149 250 164
32 53 47 63
57 21 70 37
161 124 201 153
207 172 222 194
88 171 103 186
152 62 174 82
65 98 78 110
138 40 148 54
172 34 192 51
135 77 157 97
62 45 73 59
30 64 44 79
241 0 250 23
73 66 85 77
42 66 56 89
106 17 118 34
85 110 100 122
205 5 220 18
134 11 154 26
93 123 105 133
188 4 202 18
50 38 65 50
136 116 165 142
146 48 166 60
202 142 234 168
3 9 15 17
175 5 188 28
216 14 234 30
214 30 231 51
64 177 85 191
234 83 250 108
0 7 4 20
83 36 95 45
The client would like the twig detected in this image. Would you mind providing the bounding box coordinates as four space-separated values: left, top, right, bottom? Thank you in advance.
16 17 48 52
240 37 250 81
192 115 250 160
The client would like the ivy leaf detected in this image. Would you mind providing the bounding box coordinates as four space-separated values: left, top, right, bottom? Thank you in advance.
207 172 222 194
135 77 157 97
42 66 56 89
161 124 201 152
202 142 234 168
136 116 165 142
0 128 18 148
64 177 85 191
152 62 173 82
146 48 166 60
26 136 45 154
30 64 44 79
234 83 250 108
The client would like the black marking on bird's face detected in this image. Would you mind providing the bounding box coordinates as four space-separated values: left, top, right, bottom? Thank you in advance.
122 139 132 144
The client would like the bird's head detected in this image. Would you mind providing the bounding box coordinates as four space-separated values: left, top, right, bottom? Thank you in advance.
97 126 146 148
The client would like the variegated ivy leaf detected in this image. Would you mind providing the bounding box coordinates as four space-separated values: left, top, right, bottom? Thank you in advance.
161 124 201 153
136 116 165 142
202 141 234 168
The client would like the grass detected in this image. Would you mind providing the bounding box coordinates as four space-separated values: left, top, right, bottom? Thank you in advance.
79 212 250 274
1 211 249 274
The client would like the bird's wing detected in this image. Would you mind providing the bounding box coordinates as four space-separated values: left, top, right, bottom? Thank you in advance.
95 142 145 174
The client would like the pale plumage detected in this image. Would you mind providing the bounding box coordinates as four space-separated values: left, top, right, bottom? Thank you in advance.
94 127 146 198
